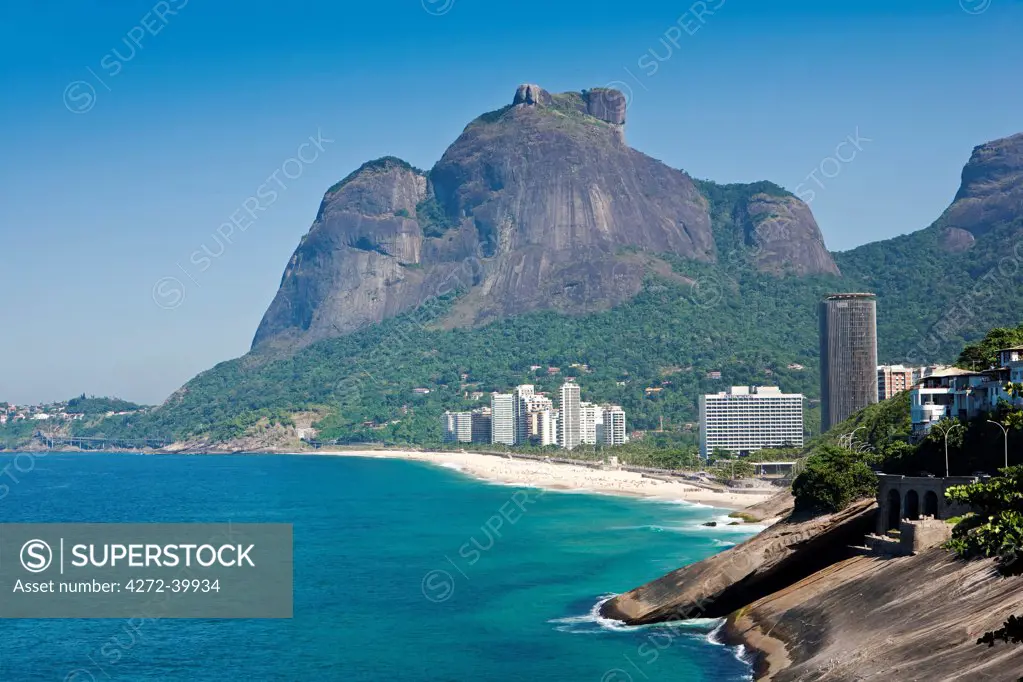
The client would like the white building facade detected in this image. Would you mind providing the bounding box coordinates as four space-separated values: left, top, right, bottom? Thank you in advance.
442 411 473 443
699 386 804 458
491 393 516 445
580 402 601 445
558 382 581 450
601 406 626 446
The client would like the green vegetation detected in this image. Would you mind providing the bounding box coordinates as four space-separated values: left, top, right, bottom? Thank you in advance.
727 511 759 523
0 420 38 450
65 177 1023 448
415 195 459 238
946 466 1023 571
692 179 794 264
946 468 1023 659
72 269 834 445
957 323 1023 370
326 157 424 195
835 215 1023 366
978 614 1023 649
792 445 878 514
66 395 144 416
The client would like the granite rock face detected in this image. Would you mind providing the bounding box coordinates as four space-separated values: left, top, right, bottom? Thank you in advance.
744 194 841 276
942 132 1023 237
599 498 876 625
252 84 839 351
728 550 1023 680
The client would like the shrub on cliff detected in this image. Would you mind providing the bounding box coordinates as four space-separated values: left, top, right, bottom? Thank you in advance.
792 445 879 515
946 465 1023 572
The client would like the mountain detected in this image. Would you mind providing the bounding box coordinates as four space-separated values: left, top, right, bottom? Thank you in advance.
72 91 1023 447
252 84 837 352
834 132 1023 364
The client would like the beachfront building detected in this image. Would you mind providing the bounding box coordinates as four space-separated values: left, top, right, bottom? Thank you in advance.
539 409 558 447
471 408 492 444
601 405 627 446
580 402 601 445
699 386 805 458
513 385 535 445
819 293 878 431
442 411 473 443
559 382 581 450
491 393 515 445
515 386 554 445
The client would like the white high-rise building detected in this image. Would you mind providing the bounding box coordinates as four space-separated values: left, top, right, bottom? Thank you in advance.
558 382 581 450
442 411 473 443
699 386 804 458
580 402 601 445
601 405 626 446
491 393 515 445
513 385 535 445
538 409 558 446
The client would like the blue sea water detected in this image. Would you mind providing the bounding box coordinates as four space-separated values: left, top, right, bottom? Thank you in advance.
0 453 757 681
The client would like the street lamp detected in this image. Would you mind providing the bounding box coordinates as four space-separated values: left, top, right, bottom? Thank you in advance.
935 421 963 478
842 425 866 450
986 419 1010 470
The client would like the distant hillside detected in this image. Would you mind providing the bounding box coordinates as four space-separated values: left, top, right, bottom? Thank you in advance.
73 99 1023 447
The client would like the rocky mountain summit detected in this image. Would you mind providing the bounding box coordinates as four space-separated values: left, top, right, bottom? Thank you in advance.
252 84 837 351
943 132 1023 240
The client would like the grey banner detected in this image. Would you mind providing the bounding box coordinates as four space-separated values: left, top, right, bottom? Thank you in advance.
0 523 292 618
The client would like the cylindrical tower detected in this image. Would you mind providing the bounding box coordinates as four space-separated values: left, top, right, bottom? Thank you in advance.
819 293 878 432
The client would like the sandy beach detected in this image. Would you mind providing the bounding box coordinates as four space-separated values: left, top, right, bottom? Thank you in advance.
306 448 776 510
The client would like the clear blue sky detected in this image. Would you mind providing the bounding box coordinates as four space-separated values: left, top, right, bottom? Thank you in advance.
1 0 1020 406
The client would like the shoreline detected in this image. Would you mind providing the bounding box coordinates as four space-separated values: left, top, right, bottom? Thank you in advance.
295 448 777 511
10 446 779 511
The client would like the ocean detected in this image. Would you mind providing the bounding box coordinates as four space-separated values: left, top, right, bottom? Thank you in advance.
0 453 757 681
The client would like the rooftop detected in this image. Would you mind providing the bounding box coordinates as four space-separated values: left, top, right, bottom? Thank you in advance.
824 292 876 300
918 367 978 379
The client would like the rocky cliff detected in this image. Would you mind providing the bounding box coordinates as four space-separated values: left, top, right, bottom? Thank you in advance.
728 550 1023 680
252 84 839 351
600 498 876 624
942 132 1023 240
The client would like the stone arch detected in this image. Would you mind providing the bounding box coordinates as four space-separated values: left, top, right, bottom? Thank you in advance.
905 490 920 520
886 488 901 530
923 490 939 518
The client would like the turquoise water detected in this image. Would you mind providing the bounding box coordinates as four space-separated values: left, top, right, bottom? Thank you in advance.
0 453 756 681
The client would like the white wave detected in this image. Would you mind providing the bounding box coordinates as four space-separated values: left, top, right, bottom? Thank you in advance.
707 621 727 646
712 539 737 547
439 462 465 471
666 499 716 509
681 515 768 534
608 524 667 533
552 596 730 636
549 594 633 633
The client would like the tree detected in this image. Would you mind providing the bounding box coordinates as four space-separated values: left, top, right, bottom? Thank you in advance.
957 325 1023 371
945 465 1023 571
792 444 878 514
946 468 1023 665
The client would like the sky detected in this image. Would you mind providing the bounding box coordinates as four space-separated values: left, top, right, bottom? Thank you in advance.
0 0 1021 406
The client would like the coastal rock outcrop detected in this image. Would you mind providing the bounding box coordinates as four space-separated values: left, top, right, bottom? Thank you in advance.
600 498 876 624
728 549 1023 680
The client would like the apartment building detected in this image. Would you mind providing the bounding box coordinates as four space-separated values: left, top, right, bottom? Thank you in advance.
442 411 473 443
491 393 516 445
699 386 805 458
877 364 915 401
558 382 581 450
